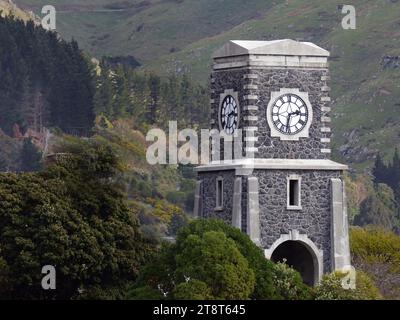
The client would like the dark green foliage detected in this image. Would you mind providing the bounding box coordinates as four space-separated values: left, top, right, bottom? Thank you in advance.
172 279 213 300
0 15 94 136
354 183 397 230
372 150 400 220
177 219 281 299
129 219 312 300
93 63 210 130
20 138 42 172
0 138 153 299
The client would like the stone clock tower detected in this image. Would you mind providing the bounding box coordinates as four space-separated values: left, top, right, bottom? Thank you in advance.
194 40 351 286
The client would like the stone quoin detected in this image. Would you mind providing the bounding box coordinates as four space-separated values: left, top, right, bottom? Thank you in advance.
193 39 352 286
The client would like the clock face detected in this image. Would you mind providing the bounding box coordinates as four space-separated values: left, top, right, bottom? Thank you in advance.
271 94 309 135
220 95 239 134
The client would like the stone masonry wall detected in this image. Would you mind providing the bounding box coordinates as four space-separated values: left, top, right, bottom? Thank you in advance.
210 67 332 160
253 169 341 272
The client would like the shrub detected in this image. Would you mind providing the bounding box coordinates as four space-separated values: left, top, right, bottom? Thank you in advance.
350 227 400 299
273 261 313 300
130 219 315 300
177 219 281 299
173 279 213 300
315 270 382 300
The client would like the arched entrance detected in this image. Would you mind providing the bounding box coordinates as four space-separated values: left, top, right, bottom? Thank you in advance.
264 230 323 286
271 241 314 286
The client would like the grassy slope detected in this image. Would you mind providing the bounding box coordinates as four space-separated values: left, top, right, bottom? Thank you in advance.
13 0 400 169
0 0 39 22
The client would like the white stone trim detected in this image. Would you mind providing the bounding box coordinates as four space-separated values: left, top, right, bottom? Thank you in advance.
243 126 258 131
266 88 313 141
247 177 261 246
194 159 348 172
245 136 258 142
287 174 302 210
321 97 331 102
330 179 352 272
244 116 258 122
321 86 330 92
244 94 258 100
232 177 242 229
321 148 331 154
244 84 258 90
218 89 240 134
321 127 331 133
321 75 330 81
243 74 258 79
321 116 331 123
321 107 331 112
213 55 328 70
264 230 324 285
245 147 258 153
321 138 331 143
243 105 258 111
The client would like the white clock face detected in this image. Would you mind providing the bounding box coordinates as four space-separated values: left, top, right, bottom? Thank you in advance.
271 94 309 135
220 95 239 135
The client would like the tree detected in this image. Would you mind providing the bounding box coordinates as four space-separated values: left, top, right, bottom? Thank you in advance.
372 153 387 185
129 219 311 300
20 138 42 172
354 183 396 230
176 219 282 299
0 138 154 299
174 231 255 299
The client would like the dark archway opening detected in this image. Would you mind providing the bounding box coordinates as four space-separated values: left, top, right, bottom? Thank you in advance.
271 240 315 286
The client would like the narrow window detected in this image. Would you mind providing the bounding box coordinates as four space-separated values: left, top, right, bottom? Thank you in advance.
287 176 301 209
216 177 224 210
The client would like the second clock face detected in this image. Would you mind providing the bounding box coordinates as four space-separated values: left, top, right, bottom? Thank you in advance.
220 95 239 135
271 94 309 135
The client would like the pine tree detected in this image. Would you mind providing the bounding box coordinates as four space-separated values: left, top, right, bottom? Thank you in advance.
20 138 42 172
372 153 387 185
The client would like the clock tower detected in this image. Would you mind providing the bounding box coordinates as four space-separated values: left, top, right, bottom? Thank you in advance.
194 40 352 286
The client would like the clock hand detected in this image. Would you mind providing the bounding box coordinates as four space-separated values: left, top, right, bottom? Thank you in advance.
289 110 300 116
286 114 291 132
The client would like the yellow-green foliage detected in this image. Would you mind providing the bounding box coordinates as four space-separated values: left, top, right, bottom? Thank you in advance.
350 227 400 273
315 271 382 300
147 198 184 224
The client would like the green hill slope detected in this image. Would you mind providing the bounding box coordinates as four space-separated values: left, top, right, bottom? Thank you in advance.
13 0 400 168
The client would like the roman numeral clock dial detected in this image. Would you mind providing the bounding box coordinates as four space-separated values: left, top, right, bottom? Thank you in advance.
220 95 238 135
271 94 309 135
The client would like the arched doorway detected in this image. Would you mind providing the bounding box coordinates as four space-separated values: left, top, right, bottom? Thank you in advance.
271 240 315 286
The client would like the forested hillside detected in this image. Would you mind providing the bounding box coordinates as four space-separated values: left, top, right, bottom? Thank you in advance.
15 0 400 169
0 15 94 136
0 3 399 300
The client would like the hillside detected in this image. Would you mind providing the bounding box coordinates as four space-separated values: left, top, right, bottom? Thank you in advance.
0 0 38 23
12 0 400 169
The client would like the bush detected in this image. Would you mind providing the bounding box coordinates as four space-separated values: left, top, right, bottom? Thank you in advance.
350 227 400 299
273 261 313 300
315 271 382 300
177 219 281 299
173 280 213 300
129 219 314 300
